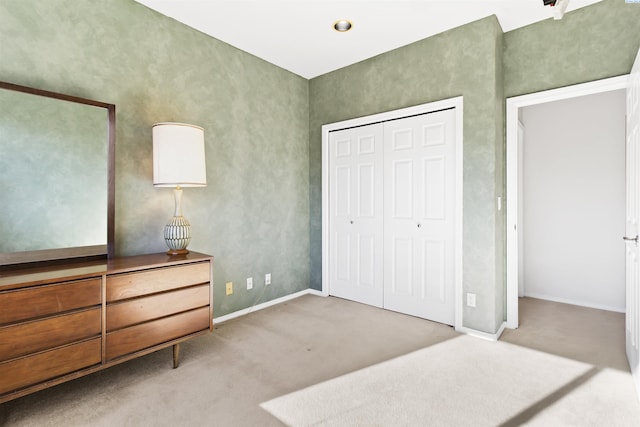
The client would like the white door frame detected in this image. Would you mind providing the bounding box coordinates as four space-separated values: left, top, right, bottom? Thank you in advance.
321 96 464 330
506 76 629 329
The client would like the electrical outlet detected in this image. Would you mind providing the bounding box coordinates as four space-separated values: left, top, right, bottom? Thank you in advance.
247 277 253 290
225 282 233 296
467 293 476 308
265 273 271 286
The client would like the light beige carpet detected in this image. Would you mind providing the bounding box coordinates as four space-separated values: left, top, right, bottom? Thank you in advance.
1 295 639 426
261 335 640 426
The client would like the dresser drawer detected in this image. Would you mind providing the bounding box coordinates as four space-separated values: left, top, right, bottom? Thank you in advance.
0 338 101 395
105 306 210 361
0 278 101 325
107 284 209 331
106 262 210 302
0 308 101 362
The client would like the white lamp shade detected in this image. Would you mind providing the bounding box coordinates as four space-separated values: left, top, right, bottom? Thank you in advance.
153 122 207 187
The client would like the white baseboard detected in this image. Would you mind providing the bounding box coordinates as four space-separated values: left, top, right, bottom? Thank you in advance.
214 289 510 344
632 367 640 401
524 292 625 313
457 322 506 342
214 289 320 324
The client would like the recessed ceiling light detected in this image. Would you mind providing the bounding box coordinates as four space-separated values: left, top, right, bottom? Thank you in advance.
333 19 353 32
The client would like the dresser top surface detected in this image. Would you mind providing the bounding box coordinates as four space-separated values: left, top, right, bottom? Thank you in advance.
0 252 213 290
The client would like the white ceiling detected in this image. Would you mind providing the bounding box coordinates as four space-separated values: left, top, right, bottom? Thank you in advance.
133 0 601 79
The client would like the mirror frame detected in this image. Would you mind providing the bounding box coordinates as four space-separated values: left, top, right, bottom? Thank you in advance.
0 81 115 266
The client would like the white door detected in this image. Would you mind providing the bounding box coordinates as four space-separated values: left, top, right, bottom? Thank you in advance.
328 123 384 307
626 48 640 398
517 120 525 298
383 109 456 325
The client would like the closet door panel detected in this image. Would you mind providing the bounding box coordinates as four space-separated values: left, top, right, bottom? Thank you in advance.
329 123 384 307
391 159 414 218
358 234 376 288
384 109 456 325
335 232 351 282
358 164 375 217
391 237 414 296
335 166 351 216
423 156 446 220
423 239 446 302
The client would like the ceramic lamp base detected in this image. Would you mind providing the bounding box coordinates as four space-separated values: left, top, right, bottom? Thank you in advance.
164 215 191 255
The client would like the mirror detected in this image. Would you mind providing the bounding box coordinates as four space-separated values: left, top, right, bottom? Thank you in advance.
0 81 115 266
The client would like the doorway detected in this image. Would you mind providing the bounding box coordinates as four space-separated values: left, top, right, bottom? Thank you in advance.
520 90 626 310
506 76 629 328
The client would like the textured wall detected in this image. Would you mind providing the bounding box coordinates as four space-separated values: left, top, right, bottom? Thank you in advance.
504 0 640 98
3 0 638 330
310 17 506 334
493 26 506 330
0 0 310 317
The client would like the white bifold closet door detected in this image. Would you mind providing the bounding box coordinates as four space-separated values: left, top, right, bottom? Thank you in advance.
329 108 456 325
329 123 384 307
382 109 456 325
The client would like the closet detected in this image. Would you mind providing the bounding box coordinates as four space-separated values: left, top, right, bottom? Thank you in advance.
328 107 457 325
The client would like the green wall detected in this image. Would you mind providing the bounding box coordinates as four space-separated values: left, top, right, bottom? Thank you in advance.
2 0 639 332
0 0 310 317
309 0 640 334
504 0 640 98
309 16 506 333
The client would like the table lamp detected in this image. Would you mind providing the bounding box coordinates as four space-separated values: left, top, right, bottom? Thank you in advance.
152 122 207 255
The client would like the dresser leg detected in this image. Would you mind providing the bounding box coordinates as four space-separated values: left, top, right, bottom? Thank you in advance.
173 344 180 369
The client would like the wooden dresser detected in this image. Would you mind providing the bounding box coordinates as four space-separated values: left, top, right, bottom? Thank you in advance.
0 252 213 403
